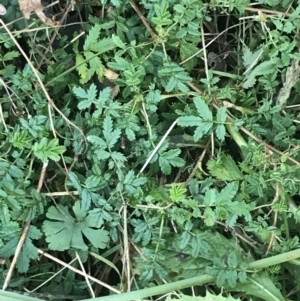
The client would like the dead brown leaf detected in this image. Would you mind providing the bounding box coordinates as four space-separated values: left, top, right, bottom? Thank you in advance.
103 68 119 81
18 0 56 25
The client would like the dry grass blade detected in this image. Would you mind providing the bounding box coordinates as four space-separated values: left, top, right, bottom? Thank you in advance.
37 249 121 294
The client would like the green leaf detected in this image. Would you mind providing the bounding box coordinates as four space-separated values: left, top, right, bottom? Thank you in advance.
170 183 187 202
33 138 66 163
152 0 172 26
243 46 262 69
11 130 32 149
203 207 216 226
84 24 101 50
217 182 239 203
234 272 285 301
178 116 202 127
111 0 121 7
42 201 110 251
87 135 106 148
207 155 244 181
18 190 45 221
159 149 185 175
233 0 250 13
204 188 217 206
68 171 82 194
103 116 121 149
193 121 213 141
112 34 126 49
2 51 19 61
75 53 88 81
117 170 146 194
180 42 199 70
109 151 126 169
243 59 278 89
158 62 192 92
216 106 227 123
227 252 238 268
194 97 213 121
74 84 97 110
0 226 41 273
216 124 226 141
131 217 160 246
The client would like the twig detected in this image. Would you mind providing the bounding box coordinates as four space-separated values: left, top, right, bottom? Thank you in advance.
37 2 73 69
130 0 157 40
184 140 211 187
44 190 79 196
244 6 295 17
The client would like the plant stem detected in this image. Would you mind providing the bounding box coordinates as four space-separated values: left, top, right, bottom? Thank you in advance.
226 123 248 149
2 248 300 301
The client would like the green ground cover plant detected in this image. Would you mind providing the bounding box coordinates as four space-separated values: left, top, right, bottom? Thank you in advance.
1 0 300 300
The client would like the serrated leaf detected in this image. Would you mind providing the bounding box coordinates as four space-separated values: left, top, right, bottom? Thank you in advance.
3 51 19 61
243 46 262 69
194 96 213 121
33 138 66 163
170 183 187 202
110 151 126 167
87 135 106 148
74 84 97 110
103 116 121 148
243 59 278 88
81 188 92 210
84 24 101 50
0 226 41 273
89 37 116 54
73 86 88 99
203 207 216 226
216 124 226 141
217 106 227 123
11 133 31 155
234 272 285 301
159 149 185 175
204 188 217 206
112 34 126 49
42 201 109 251
75 53 88 81
207 155 244 181
180 42 199 70
68 171 82 194
194 121 213 141
218 182 238 203
227 252 238 268
178 116 202 127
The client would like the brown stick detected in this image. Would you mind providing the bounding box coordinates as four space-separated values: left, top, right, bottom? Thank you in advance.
130 0 157 40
